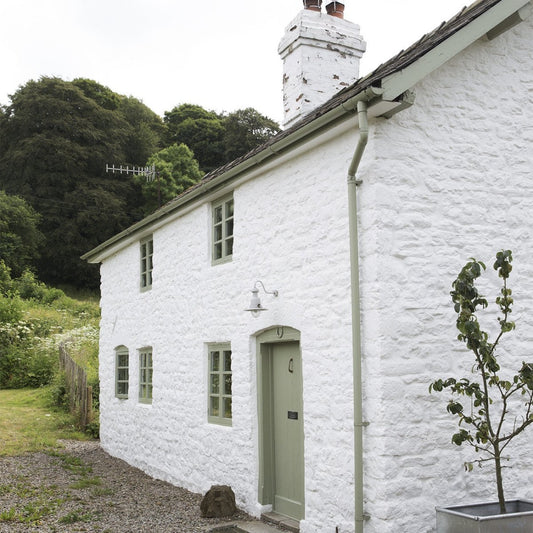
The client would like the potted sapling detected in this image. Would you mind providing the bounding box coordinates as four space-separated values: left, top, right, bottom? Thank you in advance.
430 250 533 532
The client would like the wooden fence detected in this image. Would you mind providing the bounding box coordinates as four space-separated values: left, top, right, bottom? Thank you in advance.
59 342 93 429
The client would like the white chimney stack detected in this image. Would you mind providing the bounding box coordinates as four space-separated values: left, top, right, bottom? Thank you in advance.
278 1 366 128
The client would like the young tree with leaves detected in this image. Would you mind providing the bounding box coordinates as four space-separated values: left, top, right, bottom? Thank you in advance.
430 250 533 513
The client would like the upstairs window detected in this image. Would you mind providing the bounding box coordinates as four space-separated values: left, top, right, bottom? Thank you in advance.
208 344 232 426
212 196 234 264
140 237 153 290
139 348 153 404
115 346 129 399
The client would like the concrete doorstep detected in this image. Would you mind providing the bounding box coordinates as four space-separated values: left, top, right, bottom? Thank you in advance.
208 522 281 533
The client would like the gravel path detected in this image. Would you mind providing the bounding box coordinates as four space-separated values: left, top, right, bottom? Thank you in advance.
0 440 257 532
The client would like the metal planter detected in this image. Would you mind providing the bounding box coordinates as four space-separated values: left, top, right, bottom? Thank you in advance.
436 500 533 533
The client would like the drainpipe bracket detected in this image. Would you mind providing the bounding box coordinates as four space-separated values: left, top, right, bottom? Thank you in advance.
355 514 371 522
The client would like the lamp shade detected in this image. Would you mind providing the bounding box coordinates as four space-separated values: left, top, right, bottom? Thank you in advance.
245 287 268 316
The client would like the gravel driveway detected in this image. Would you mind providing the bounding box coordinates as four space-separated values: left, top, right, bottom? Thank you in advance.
0 440 257 532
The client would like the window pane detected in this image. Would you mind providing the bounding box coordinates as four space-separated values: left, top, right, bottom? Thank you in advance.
210 396 219 417
224 374 232 395
210 374 219 394
118 353 128 367
211 351 220 371
223 397 232 419
225 200 234 218
148 384 153 399
141 243 146 257
214 242 222 260
225 237 233 257
223 351 231 371
148 240 153 254
118 369 128 381
214 224 222 242
214 206 223 223
225 219 234 238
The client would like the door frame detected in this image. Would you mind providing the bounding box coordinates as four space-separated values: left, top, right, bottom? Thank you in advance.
255 326 304 516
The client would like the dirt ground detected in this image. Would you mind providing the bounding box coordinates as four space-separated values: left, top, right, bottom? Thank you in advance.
0 440 256 532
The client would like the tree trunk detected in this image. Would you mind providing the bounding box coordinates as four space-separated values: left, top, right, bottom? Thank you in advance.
494 444 506 514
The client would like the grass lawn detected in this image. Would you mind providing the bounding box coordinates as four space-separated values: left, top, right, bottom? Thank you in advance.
0 388 89 456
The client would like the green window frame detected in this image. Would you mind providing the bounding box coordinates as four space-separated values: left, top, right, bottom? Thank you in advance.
140 236 153 291
208 344 232 426
212 195 234 264
115 346 129 399
139 348 153 404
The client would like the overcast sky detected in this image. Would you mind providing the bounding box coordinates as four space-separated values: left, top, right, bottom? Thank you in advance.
1 0 470 124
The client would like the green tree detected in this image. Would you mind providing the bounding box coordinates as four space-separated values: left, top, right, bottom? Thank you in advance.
430 251 533 513
164 104 225 173
0 191 43 277
136 144 203 214
163 104 280 173
0 77 164 288
117 95 167 165
223 107 280 162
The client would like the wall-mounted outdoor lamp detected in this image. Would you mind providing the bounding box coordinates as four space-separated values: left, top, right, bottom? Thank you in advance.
245 281 279 317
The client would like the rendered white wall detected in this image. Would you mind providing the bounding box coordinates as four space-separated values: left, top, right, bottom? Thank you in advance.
97 14 533 533
358 16 533 533
98 122 359 532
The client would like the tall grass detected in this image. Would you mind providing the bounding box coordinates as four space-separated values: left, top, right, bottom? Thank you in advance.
0 260 100 436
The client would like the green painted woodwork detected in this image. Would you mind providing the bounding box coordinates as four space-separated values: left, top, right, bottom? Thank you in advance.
115 346 129 399
212 195 234 265
272 342 305 520
208 344 232 426
140 236 153 291
256 327 304 522
139 348 153 404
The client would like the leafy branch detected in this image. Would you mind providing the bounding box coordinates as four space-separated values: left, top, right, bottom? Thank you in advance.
429 250 533 513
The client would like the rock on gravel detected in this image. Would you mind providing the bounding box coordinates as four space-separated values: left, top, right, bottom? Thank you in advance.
0 440 256 532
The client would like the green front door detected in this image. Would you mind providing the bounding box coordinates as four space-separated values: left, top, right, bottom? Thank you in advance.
271 341 305 520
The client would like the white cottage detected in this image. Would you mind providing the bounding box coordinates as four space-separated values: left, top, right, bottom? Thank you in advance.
83 0 533 531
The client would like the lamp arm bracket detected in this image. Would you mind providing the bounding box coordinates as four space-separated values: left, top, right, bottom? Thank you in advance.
254 280 279 297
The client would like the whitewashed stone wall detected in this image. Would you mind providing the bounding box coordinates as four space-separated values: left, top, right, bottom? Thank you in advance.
358 15 533 533
97 14 533 533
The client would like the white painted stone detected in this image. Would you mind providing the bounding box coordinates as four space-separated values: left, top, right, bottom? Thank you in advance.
278 8 366 128
95 12 533 533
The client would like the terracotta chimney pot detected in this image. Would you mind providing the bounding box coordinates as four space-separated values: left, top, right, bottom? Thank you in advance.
326 1 345 18
303 0 322 12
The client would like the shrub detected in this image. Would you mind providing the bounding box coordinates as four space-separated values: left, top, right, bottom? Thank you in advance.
0 260 13 295
13 270 65 304
0 295 23 324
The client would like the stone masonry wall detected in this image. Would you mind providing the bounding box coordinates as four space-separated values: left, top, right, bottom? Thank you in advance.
358 15 533 533
97 13 533 533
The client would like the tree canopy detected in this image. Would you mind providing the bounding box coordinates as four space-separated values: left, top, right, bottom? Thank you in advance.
135 143 203 215
0 191 43 277
0 77 165 288
164 103 280 173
